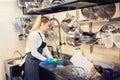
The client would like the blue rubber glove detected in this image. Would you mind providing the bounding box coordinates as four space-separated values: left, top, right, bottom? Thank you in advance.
42 58 52 66
42 58 60 67
51 58 60 67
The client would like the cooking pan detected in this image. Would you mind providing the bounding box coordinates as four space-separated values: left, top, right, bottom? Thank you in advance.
96 3 116 19
66 32 96 47
81 3 116 20
81 7 98 20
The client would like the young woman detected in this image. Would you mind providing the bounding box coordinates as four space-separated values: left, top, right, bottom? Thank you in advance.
24 15 53 80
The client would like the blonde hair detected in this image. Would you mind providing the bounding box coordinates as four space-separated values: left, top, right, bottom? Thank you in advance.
26 15 50 45
29 15 42 33
26 15 41 45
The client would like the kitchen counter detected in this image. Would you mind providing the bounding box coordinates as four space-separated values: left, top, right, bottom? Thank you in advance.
54 65 74 80
5 57 120 80
39 59 73 80
39 64 73 80
5 53 72 80
40 63 120 80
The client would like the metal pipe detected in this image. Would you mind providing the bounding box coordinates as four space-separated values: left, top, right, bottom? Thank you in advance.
50 18 62 59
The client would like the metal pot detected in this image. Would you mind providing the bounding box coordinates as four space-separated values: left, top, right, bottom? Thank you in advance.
61 13 75 33
66 29 82 47
100 24 117 33
81 3 116 20
66 31 96 46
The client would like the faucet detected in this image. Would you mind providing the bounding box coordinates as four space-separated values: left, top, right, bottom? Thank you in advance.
13 50 22 60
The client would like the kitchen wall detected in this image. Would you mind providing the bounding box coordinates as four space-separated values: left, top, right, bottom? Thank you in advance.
0 0 26 80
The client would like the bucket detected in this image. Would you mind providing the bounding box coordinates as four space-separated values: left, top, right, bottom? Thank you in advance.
103 68 113 80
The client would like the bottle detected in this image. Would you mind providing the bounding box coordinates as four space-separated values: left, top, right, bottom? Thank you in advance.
75 48 84 56
75 48 80 53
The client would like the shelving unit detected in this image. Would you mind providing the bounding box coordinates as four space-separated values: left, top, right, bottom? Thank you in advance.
22 0 120 15
79 17 120 25
21 0 120 59
83 19 120 61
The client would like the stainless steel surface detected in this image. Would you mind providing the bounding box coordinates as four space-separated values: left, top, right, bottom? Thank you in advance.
81 6 98 20
61 13 75 33
41 0 50 9
13 50 23 61
52 0 64 5
96 3 116 19
50 18 62 58
61 11 83 47
5 57 23 80
66 33 82 47
100 24 117 33
17 0 42 7
81 3 116 20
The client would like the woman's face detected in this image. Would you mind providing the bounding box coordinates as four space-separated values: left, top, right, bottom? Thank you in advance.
41 21 50 32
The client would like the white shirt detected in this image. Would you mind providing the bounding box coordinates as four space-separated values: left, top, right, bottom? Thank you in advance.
26 29 53 61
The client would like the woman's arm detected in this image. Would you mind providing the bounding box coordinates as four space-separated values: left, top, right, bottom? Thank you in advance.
43 46 53 58
28 32 47 61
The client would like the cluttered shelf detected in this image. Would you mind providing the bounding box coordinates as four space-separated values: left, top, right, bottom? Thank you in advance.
21 0 120 15
22 0 96 15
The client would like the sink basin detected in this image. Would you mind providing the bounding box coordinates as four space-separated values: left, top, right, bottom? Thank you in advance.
5 58 23 80
60 59 72 66
7 59 22 65
40 59 72 71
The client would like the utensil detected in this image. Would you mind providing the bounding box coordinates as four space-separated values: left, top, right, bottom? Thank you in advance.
61 13 75 33
81 3 116 20
96 3 116 19
52 0 64 4
81 7 98 20
100 24 117 33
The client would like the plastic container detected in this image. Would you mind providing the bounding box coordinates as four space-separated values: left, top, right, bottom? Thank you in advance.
103 68 113 80
102 33 113 48
112 34 120 48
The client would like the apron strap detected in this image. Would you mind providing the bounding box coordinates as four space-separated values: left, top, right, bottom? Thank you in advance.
37 31 43 41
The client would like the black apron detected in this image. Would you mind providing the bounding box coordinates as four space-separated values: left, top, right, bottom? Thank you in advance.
25 32 46 80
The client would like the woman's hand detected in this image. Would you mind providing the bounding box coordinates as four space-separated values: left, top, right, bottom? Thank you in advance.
42 58 60 66
42 58 52 66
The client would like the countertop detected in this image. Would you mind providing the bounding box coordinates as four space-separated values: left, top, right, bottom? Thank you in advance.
39 64 74 80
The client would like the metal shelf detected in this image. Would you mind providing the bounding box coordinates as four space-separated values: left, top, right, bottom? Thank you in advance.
22 0 120 15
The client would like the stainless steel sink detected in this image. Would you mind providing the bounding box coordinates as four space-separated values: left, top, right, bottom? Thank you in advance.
7 59 22 65
39 59 72 72
5 58 23 80
60 59 72 66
